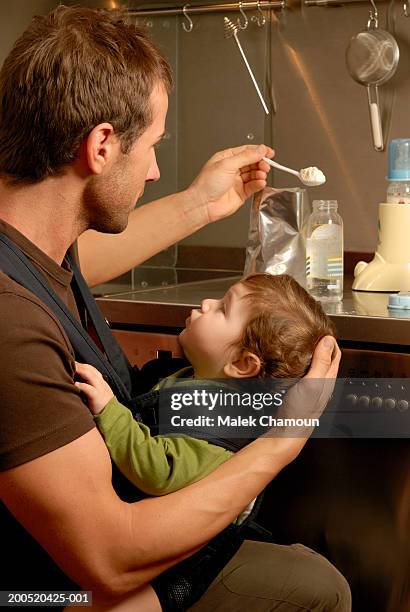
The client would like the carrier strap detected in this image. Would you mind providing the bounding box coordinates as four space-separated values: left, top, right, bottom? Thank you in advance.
0 233 133 403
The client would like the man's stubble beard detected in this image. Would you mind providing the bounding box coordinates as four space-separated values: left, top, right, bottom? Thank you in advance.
83 167 135 234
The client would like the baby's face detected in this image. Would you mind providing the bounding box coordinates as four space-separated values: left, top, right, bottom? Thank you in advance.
179 282 251 378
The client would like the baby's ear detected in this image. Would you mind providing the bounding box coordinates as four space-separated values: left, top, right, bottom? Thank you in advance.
224 351 261 378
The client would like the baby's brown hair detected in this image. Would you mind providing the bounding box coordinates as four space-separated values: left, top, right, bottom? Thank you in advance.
237 273 335 378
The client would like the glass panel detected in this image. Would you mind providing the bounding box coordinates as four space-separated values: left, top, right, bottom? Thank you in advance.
133 13 179 268
130 7 270 276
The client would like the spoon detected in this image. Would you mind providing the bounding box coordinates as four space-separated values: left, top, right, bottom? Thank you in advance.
262 157 326 187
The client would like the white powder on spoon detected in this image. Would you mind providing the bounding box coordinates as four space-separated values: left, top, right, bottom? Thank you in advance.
299 166 326 187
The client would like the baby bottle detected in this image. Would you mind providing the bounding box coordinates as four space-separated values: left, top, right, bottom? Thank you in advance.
306 200 344 303
386 139 410 204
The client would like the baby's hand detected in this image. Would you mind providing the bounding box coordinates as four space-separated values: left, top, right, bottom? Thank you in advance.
74 362 114 415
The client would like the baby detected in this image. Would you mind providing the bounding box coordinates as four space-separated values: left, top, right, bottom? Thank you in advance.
75 273 335 499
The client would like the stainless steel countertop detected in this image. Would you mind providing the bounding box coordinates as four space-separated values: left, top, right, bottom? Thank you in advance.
95 274 410 347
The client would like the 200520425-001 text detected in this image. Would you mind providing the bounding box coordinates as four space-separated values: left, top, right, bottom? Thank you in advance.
0 591 92 607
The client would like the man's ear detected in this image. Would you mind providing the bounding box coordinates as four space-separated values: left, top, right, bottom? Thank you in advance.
223 351 261 378
84 123 117 175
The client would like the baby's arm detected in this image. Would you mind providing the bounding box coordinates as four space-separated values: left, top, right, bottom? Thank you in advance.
74 363 233 496
75 362 114 414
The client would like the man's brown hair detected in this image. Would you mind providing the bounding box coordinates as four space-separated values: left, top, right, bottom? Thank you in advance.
0 5 172 184
238 273 336 378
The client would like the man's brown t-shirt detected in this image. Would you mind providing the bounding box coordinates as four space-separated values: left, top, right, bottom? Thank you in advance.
0 219 95 591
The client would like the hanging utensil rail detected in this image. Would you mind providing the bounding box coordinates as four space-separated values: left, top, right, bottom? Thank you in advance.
128 1 285 18
305 0 386 6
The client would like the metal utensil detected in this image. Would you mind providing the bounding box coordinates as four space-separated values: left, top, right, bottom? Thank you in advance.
263 157 326 187
345 1 399 151
224 16 269 114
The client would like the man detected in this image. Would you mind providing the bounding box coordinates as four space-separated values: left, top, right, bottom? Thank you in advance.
0 6 350 610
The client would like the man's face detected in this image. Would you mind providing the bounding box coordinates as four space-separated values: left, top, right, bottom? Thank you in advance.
84 83 168 233
179 282 251 378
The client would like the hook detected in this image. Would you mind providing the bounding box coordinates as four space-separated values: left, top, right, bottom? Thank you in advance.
367 0 378 29
404 1 410 17
251 0 266 27
182 4 193 32
237 1 249 30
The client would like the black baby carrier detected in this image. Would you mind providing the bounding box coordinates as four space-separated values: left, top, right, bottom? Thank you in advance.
0 234 268 611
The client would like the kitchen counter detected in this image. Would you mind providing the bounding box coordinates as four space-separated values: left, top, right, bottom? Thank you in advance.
94 271 410 348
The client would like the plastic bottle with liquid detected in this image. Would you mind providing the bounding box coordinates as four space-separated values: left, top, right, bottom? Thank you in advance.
386 138 410 204
306 200 344 303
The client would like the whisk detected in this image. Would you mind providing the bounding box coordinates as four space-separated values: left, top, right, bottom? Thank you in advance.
224 16 269 115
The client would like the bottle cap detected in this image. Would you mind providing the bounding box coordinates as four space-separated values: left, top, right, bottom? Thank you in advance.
387 139 410 180
388 292 410 310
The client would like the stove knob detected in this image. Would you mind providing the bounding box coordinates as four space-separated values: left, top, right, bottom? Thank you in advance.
397 399 409 412
384 398 396 411
345 394 357 406
371 396 383 409
358 395 370 408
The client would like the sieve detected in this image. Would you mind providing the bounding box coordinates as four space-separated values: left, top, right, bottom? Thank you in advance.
346 1 399 151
